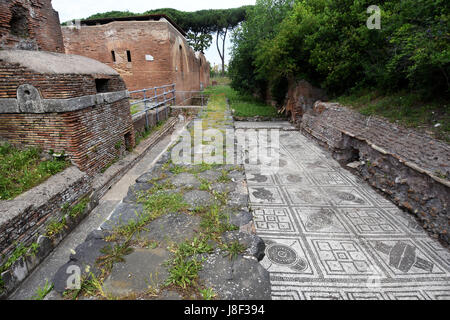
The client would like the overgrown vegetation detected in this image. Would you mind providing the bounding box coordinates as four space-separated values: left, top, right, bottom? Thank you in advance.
204 85 279 118
135 120 167 147
32 280 53 300
0 241 40 293
335 90 450 141
0 143 70 200
229 0 449 131
61 86 245 300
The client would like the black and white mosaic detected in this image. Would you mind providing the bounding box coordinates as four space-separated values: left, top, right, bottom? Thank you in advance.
238 124 450 300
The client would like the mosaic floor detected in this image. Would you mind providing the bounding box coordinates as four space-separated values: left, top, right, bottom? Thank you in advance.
238 122 450 300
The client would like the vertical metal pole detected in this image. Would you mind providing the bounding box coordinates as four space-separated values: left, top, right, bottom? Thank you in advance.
144 89 149 130
154 87 159 124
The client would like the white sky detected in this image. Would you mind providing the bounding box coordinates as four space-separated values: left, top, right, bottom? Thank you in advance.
52 0 256 66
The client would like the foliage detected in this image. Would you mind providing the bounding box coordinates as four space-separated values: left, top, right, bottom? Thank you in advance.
230 0 450 102
32 280 54 300
0 144 70 200
82 7 251 55
229 0 294 95
205 85 279 118
200 287 216 300
335 89 450 142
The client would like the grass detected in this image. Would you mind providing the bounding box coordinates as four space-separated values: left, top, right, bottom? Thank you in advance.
204 85 280 118
199 287 216 300
46 216 67 239
165 237 213 289
210 76 231 86
0 241 40 291
335 89 450 143
130 104 141 116
32 280 53 300
0 143 70 200
65 197 90 218
135 120 167 146
221 241 246 261
97 242 134 272
108 191 188 241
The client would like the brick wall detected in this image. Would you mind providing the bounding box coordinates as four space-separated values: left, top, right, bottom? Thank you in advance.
0 167 91 260
0 0 64 52
0 98 135 174
0 61 125 99
62 19 210 94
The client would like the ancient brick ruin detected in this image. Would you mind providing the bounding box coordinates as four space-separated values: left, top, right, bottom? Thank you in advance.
0 0 135 174
62 15 210 103
0 0 64 52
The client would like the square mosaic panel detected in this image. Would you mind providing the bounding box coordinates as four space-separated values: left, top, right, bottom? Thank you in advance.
253 207 299 234
294 207 350 235
248 186 285 205
245 171 276 185
309 172 354 186
276 172 314 186
339 208 405 236
300 159 335 172
284 186 330 206
368 239 448 278
322 187 374 208
309 239 379 278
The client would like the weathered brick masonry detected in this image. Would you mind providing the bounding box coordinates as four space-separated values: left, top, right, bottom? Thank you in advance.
62 15 210 101
0 50 135 174
0 0 63 52
301 102 450 245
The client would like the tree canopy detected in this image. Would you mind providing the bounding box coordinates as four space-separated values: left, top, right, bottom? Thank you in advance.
82 7 251 55
229 0 449 102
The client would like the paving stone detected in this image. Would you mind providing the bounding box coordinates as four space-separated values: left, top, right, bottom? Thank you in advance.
52 237 108 293
211 182 236 194
136 169 172 184
228 210 254 228
227 191 249 210
100 203 144 231
198 250 271 300
222 231 266 261
170 172 201 189
123 182 154 204
196 170 222 182
133 212 201 245
228 170 246 182
102 248 170 297
183 190 215 209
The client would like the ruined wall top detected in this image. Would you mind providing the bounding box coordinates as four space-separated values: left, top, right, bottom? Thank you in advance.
0 0 64 52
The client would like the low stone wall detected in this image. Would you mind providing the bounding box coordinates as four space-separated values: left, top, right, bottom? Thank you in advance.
132 106 171 136
300 102 450 245
0 118 180 298
0 167 95 297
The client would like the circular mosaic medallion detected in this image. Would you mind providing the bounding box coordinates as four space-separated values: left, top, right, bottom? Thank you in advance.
267 244 298 266
337 192 357 201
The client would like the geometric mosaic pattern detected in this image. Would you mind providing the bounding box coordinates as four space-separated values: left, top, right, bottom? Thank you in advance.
239 124 450 300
